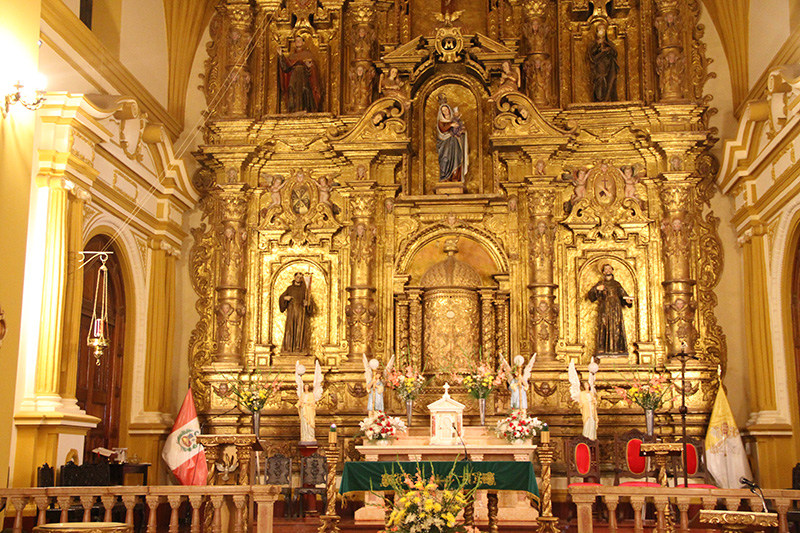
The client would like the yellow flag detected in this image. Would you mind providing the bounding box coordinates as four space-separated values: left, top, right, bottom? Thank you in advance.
705 385 752 488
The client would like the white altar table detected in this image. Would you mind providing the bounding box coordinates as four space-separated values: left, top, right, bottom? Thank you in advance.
352 426 540 526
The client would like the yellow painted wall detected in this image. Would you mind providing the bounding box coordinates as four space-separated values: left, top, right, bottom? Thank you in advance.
0 0 42 486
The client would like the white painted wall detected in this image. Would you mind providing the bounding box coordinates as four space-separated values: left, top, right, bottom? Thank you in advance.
119 0 168 106
749 0 791 87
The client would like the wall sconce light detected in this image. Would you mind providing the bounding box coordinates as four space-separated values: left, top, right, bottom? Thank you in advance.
3 79 46 117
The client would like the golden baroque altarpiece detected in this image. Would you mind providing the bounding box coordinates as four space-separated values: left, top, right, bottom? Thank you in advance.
189 0 726 468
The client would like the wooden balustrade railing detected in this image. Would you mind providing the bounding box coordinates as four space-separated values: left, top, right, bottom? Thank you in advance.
0 485 281 533
569 486 800 533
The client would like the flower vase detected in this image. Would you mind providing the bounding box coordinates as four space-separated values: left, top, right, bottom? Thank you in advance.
406 400 413 427
479 397 486 426
367 438 390 446
252 410 261 440
511 438 525 446
644 409 655 436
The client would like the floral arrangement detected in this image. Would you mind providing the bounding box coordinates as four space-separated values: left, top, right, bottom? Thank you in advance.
614 370 674 411
453 362 505 400
381 465 480 533
494 412 543 443
387 365 428 402
226 370 281 412
359 412 408 442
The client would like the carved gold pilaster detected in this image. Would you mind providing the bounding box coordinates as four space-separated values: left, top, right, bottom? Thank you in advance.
660 183 697 356
494 294 509 363
395 293 410 355
527 187 558 361
480 290 496 359
346 183 378 359
224 2 253 117
214 184 250 365
408 289 423 367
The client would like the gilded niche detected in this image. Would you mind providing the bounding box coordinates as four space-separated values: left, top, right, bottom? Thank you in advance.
420 238 482 371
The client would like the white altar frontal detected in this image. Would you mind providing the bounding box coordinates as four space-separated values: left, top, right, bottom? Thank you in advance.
354 421 539 526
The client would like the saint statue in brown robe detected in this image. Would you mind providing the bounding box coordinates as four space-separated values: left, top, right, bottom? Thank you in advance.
278 35 323 113
279 273 312 353
587 264 633 355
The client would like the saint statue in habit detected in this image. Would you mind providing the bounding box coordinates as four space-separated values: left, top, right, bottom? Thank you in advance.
436 94 469 183
587 264 633 355
279 272 313 353
278 35 323 113
588 22 618 102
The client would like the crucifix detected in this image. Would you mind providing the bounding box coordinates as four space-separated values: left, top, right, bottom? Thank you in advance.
598 174 613 198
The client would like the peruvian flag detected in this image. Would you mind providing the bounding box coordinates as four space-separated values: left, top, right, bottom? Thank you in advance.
162 389 208 485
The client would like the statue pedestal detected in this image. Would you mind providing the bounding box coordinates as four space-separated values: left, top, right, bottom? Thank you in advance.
298 442 318 456
434 182 466 195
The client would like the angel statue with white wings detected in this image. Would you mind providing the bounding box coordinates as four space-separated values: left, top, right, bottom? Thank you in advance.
501 354 536 413
295 360 323 443
363 353 395 417
568 359 600 440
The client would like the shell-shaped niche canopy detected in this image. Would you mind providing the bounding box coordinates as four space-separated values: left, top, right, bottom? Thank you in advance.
420 238 481 288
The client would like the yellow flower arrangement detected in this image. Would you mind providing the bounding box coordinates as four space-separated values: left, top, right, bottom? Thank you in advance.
225 369 281 412
379 463 481 533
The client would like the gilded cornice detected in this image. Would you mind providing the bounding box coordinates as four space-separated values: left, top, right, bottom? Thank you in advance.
40 0 182 140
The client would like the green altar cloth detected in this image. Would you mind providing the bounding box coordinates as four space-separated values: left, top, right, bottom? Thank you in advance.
340 461 539 498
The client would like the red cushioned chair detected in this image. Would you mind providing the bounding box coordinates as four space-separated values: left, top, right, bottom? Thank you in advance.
672 437 717 488
613 429 660 487
565 435 602 487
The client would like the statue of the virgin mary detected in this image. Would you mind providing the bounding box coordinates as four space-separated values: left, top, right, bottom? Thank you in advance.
436 94 469 183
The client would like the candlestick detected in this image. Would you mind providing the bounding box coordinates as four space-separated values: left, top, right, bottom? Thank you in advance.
541 424 550 444
328 424 337 445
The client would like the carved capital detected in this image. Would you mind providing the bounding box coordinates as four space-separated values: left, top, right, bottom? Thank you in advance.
351 192 377 218
218 190 250 222
659 184 691 213
527 189 556 215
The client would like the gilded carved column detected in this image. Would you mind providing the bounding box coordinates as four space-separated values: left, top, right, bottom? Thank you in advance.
214 185 250 365
527 188 558 361
654 0 685 102
59 186 91 402
346 2 377 114
346 186 378 360
224 1 253 117
144 238 179 413
480 290 496 359
521 0 553 107
660 184 697 356
408 289 423 368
